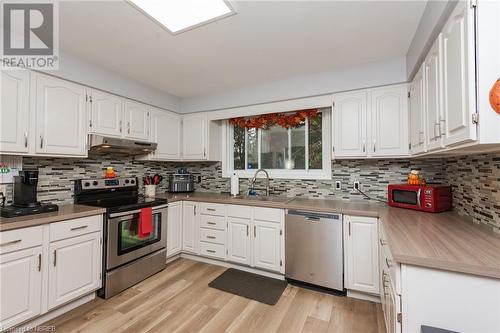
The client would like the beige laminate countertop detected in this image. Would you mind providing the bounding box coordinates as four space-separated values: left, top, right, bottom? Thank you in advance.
159 192 500 279
0 204 106 232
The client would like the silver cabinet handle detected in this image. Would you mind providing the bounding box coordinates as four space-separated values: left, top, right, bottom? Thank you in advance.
24 132 28 147
246 225 249 236
206 236 216 239
373 141 376 153
203 148 206 157
127 122 131 134
439 118 446 136
362 140 366 153
348 222 351 236
70 225 88 231
0 239 21 247
206 208 216 212
119 120 123 133
40 135 44 149
207 222 216 225
380 239 388 246
254 225 256 237
53 250 57 267
419 131 424 145
206 249 215 254
434 122 440 139
38 253 42 272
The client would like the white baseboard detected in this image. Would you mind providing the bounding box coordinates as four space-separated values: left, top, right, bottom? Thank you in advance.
17 292 96 330
180 253 285 280
347 289 381 303
166 253 181 264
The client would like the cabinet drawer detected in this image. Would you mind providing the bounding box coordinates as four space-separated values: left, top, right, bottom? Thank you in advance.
200 228 225 245
199 242 226 260
253 207 282 223
200 215 226 230
50 215 102 242
227 205 252 219
199 203 225 217
0 226 43 254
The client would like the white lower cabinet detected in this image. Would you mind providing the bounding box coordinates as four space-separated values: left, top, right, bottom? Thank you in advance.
48 232 101 310
227 216 252 266
0 246 43 330
344 215 379 294
253 219 282 272
0 216 103 330
182 202 199 254
167 202 183 257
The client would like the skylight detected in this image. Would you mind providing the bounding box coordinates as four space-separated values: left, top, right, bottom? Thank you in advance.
128 0 235 34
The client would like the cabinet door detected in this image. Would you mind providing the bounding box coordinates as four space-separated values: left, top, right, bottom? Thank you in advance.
90 90 123 138
344 215 379 294
35 74 88 156
48 232 101 310
182 114 207 160
167 202 183 257
0 247 42 330
409 65 425 154
425 34 445 151
332 91 368 157
227 217 252 266
0 70 30 153
370 85 409 157
441 1 476 146
253 220 281 272
123 100 150 141
182 202 199 254
150 108 181 160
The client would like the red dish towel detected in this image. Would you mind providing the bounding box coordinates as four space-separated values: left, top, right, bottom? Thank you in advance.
138 207 153 238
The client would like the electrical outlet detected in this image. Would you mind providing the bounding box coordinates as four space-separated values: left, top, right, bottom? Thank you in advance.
354 181 360 190
335 181 342 190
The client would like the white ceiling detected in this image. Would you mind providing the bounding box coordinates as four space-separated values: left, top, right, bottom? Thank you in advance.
59 0 426 98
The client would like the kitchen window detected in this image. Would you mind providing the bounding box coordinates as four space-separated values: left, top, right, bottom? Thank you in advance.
224 108 331 179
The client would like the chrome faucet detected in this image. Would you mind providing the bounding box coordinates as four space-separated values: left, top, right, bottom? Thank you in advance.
249 169 270 196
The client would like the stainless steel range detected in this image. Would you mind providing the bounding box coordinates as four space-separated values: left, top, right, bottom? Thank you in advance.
74 177 168 299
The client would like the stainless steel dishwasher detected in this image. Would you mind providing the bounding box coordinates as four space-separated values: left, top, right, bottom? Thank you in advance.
285 209 343 291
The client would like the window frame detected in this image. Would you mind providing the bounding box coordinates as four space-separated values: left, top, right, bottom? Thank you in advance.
222 108 332 180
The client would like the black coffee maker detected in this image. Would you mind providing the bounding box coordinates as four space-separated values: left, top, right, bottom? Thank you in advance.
13 170 41 207
0 170 58 218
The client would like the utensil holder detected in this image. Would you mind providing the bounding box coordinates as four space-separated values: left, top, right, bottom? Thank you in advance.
144 185 156 198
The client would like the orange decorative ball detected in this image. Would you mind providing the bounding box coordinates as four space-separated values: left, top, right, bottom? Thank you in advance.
490 78 500 115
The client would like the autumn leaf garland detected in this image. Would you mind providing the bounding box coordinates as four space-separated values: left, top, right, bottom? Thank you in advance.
229 109 318 129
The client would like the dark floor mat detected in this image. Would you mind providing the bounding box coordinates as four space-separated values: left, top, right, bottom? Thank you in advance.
208 268 288 305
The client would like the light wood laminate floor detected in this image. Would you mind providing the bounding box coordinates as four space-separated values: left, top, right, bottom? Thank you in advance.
44 258 385 333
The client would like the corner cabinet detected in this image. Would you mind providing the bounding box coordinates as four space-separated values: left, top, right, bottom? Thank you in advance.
167 202 183 257
344 215 379 295
0 69 30 154
409 65 426 155
123 99 150 141
89 89 124 138
370 85 409 157
182 114 221 161
34 73 89 157
150 108 181 161
182 202 199 254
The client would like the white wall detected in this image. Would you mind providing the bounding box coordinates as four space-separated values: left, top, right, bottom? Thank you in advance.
406 0 458 80
40 50 181 112
180 57 407 114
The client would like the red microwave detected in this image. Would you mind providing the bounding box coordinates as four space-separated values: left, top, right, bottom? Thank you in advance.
388 184 452 213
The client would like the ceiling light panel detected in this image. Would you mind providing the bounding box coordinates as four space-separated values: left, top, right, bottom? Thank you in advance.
128 0 235 34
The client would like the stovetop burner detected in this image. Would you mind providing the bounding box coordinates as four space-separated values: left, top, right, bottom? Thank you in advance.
73 177 167 214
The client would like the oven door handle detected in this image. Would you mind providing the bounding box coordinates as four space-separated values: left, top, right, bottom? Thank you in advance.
108 204 168 218
416 189 422 207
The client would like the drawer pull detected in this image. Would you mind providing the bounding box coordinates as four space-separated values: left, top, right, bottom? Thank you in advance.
379 239 388 246
0 239 21 247
206 236 216 239
70 225 88 231
207 222 216 225
53 250 57 267
386 258 393 268
38 253 42 272
206 249 216 254
206 208 216 212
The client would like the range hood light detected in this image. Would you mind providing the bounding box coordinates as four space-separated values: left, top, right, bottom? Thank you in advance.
101 145 111 148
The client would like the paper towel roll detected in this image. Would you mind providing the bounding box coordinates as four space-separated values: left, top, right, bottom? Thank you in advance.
230 173 239 196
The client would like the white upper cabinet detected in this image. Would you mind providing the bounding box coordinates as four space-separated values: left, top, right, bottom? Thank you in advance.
409 65 426 154
150 107 181 160
90 90 123 138
441 0 476 146
370 85 409 157
332 91 368 158
182 113 207 160
123 99 150 141
0 70 30 154
424 34 445 151
35 73 88 157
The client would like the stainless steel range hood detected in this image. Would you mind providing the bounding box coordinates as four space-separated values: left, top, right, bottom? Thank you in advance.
88 135 157 156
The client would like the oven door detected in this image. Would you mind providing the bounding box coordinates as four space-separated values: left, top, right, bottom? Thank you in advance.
106 205 167 270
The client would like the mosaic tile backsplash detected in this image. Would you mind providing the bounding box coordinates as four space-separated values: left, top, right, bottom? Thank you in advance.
1 153 498 231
